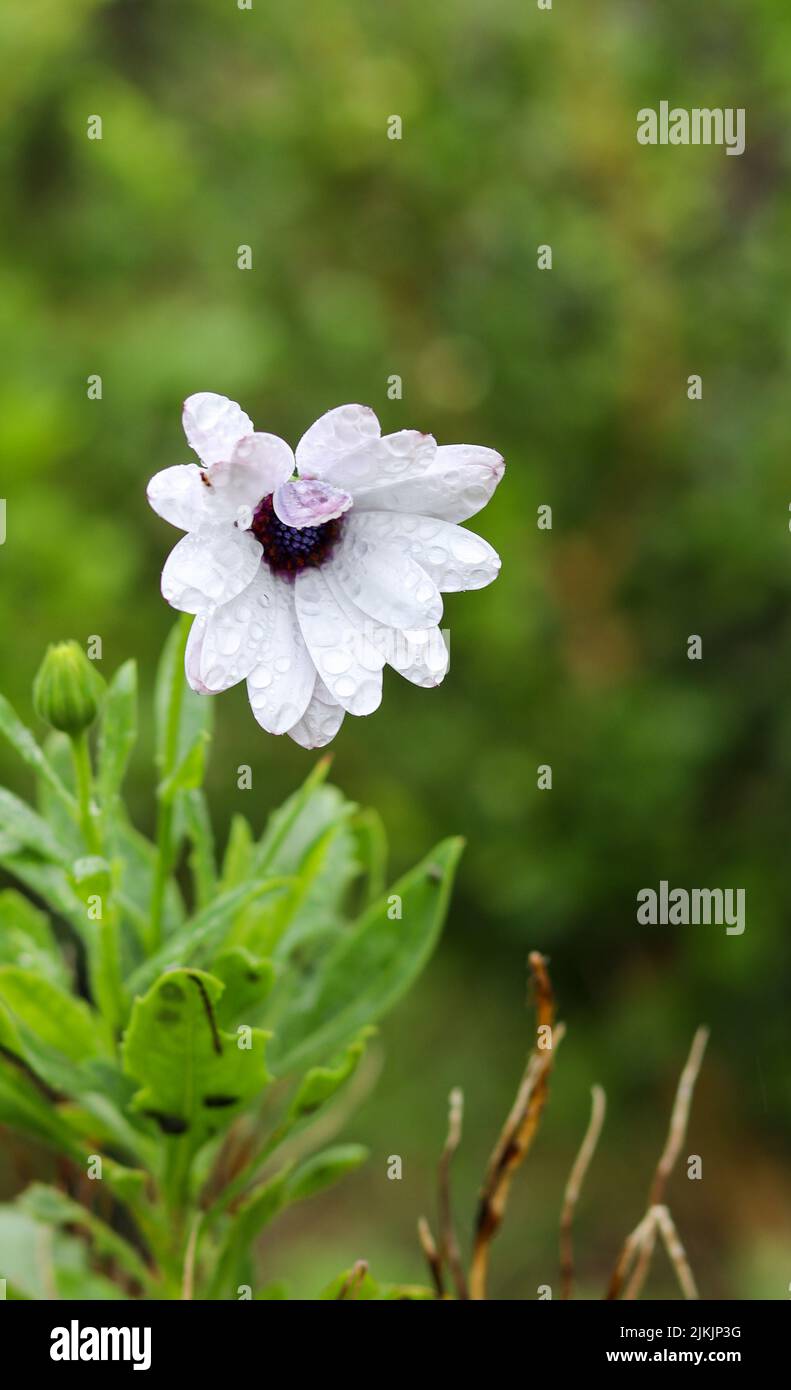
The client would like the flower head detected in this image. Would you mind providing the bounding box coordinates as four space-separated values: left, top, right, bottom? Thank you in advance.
147 394 503 747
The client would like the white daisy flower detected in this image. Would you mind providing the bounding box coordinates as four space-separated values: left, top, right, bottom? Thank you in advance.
147 393 503 748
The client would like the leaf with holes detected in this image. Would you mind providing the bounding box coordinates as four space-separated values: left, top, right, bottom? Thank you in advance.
122 969 269 1139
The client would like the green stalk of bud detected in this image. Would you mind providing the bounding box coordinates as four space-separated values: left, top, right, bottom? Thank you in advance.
33 641 105 735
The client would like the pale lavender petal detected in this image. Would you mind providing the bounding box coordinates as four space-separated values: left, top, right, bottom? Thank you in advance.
273 478 353 529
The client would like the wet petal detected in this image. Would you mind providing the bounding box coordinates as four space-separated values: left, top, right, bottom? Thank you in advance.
182 392 253 467
160 525 262 614
273 478 353 529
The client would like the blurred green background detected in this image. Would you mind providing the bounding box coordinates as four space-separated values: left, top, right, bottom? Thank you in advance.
1 0 790 1298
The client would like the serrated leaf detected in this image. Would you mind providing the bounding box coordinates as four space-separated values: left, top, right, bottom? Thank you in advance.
122 969 270 1139
266 836 464 1076
285 1143 368 1203
97 659 137 808
211 948 275 1028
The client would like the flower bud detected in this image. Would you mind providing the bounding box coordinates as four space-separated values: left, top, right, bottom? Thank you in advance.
33 641 105 736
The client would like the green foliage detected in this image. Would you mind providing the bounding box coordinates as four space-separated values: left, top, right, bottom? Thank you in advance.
0 631 462 1298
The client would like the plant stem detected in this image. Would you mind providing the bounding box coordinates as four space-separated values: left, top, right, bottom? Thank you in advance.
148 615 191 952
71 729 101 854
70 728 124 1035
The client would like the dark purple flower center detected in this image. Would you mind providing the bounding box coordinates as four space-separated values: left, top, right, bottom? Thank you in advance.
250 495 343 577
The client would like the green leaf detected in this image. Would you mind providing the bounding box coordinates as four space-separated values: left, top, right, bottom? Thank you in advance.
184 788 216 907
0 966 102 1062
352 807 388 906
0 850 85 936
267 836 464 1076
0 889 68 987
220 814 254 890
0 1207 127 1301
97 659 138 808
0 788 69 864
285 1143 368 1203
108 818 185 941
155 619 214 771
157 730 209 804
287 1029 374 1123
268 816 360 959
208 1166 292 1298
251 757 333 874
122 969 270 1139
211 948 275 1028
126 878 291 995
0 1058 83 1155
0 694 76 816
18 1184 155 1293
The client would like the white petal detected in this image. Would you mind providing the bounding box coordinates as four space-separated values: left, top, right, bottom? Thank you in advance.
207 433 295 523
147 464 207 532
246 582 316 733
185 614 213 694
273 478 353 529
339 510 500 591
313 430 436 492
329 523 443 629
353 443 504 522
324 572 450 689
287 676 346 749
197 567 277 693
182 392 253 467
295 404 380 477
384 625 450 686
294 568 383 716
160 525 262 614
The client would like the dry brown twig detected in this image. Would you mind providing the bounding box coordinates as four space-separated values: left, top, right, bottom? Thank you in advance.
417 1216 445 1298
413 952 708 1303
469 952 564 1300
559 1083 607 1298
438 1086 468 1299
607 1026 709 1300
335 1259 369 1301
